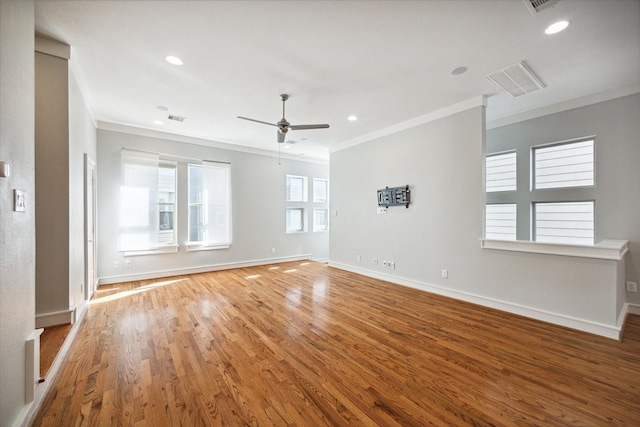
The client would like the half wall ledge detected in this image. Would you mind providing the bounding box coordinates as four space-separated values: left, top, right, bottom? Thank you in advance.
480 238 628 260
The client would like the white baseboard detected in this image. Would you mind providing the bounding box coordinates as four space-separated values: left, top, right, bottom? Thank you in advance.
628 304 640 316
35 307 76 329
99 254 312 285
328 261 625 340
22 301 89 427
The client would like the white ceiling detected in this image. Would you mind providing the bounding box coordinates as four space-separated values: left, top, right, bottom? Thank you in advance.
35 0 640 160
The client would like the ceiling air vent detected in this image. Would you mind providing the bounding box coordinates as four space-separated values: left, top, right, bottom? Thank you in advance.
486 61 545 97
167 114 186 122
523 0 560 15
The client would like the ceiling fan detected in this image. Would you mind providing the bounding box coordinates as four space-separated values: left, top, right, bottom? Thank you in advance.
238 94 330 143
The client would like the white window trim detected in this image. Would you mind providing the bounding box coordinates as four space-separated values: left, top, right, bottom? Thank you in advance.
124 245 179 257
531 137 595 191
286 207 306 233
184 242 230 252
313 178 329 203
286 175 308 202
486 150 517 193
312 208 329 232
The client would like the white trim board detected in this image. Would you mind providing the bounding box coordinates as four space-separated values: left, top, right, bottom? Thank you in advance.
98 122 329 164
486 82 640 129
23 301 90 427
99 254 313 285
35 307 76 329
328 261 625 340
330 96 487 154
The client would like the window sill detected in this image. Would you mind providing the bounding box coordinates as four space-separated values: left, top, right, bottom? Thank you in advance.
124 245 179 256
185 243 230 252
480 238 628 260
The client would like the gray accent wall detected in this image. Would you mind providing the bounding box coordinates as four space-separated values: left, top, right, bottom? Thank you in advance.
0 1 36 425
487 93 640 305
97 130 329 281
330 103 630 335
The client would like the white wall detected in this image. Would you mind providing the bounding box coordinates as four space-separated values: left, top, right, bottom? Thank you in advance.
34 41 98 322
69 70 98 310
330 102 626 338
97 129 329 282
0 1 36 425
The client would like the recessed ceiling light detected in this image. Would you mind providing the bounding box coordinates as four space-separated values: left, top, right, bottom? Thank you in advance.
545 20 570 35
153 120 163 125
157 105 169 111
348 115 358 121
165 55 183 65
451 66 468 76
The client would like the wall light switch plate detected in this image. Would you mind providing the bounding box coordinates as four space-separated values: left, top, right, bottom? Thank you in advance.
14 190 26 212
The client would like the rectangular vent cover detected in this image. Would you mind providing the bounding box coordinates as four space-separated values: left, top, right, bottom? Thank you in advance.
523 0 560 15
486 61 545 97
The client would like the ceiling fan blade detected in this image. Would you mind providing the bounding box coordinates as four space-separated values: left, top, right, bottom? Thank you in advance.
277 130 285 143
237 116 277 127
289 124 330 130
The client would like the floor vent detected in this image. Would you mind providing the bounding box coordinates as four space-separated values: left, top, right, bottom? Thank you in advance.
486 61 545 97
523 0 560 15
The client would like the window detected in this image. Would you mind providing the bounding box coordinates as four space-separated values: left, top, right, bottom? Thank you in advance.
157 164 177 245
533 139 594 190
119 150 177 252
286 175 308 202
313 178 329 203
188 162 232 248
313 208 329 232
485 204 516 240
486 151 517 192
286 208 305 233
534 201 594 245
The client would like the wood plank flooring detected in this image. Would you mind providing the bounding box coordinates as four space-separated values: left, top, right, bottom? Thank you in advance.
32 261 640 426
40 324 73 377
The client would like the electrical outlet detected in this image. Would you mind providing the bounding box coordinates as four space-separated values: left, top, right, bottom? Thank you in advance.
271 248 276 254
389 261 395 269
357 255 361 262
442 269 448 279
627 281 638 292
114 261 120 268
383 260 387 267
125 259 132 268
371 258 378 265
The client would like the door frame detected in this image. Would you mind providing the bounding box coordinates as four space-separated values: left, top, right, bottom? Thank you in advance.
84 154 97 299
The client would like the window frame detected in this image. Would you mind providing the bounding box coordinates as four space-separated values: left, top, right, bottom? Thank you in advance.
485 203 517 241
486 150 517 193
532 200 595 246
286 175 308 202
186 162 232 251
312 208 329 232
531 137 595 191
286 207 306 233
313 178 329 203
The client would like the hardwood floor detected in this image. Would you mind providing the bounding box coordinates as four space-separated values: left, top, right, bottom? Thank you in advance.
32 261 640 426
40 324 73 377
